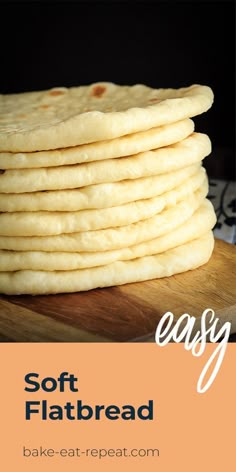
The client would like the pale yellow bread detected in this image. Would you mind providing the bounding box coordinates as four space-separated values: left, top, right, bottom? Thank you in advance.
0 83 213 152
0 232 214 295
0 133 210 193
0 200 216 271
0 164 204 213
0 173 207 237
0 119 194 169
0 188 207 252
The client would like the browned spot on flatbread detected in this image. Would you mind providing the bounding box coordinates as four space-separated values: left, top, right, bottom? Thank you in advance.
91 85 106 98
39 104 51 110
49 90 66 97
0 169 6 174
149 98 162 103
18 114 28 119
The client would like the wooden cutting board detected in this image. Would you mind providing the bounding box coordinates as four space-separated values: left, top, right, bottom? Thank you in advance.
0 238 235 342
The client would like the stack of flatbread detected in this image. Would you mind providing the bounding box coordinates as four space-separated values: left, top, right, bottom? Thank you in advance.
0 83 216 295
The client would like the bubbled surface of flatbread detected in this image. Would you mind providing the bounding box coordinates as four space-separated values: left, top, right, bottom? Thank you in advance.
0 83 213 152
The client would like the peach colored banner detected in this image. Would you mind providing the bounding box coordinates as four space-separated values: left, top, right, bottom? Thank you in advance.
0 343 235 471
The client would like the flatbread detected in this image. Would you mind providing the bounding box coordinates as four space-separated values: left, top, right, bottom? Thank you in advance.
0 165 206 212
0 200 216 271
0 232 215 295
0 173 207 237
0 192 165 236
0 133 210 193
0 83 214 152
0 190 207 252
0 119 194 169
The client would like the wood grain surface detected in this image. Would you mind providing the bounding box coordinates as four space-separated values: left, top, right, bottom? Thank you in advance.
0 239 235 342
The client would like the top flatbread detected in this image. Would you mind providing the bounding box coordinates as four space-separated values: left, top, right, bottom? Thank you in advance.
0 83 214 151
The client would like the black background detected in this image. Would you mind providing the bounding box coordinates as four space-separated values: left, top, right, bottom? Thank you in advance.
0 1 235 179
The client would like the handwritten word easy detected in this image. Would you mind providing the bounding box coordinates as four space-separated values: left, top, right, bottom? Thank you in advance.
155 309 231 393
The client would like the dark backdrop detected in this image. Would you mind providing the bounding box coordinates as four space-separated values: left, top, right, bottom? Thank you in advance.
0 1 235 179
